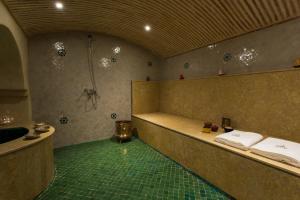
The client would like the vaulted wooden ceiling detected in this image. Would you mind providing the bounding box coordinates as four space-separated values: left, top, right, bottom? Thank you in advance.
3 0 300 57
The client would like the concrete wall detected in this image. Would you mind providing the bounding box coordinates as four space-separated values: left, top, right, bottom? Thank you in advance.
28 32 162 147
0 1 31 124
161 18 300 80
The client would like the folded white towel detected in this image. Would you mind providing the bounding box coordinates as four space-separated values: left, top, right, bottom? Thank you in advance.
215 130 263 150
250 137 300 168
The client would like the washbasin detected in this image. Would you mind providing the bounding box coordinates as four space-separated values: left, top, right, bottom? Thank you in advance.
0 127 29 144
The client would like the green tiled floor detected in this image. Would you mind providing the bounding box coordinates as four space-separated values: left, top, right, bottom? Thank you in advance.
36 138 233 200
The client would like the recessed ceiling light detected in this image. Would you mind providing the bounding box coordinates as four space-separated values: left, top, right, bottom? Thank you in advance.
144 25 151 32
55 2 64 9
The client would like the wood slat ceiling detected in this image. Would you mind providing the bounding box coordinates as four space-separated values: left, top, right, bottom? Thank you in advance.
3 0 300 58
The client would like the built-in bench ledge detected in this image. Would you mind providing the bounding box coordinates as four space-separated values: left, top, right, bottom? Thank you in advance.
132 112 300 177
0 89 28 97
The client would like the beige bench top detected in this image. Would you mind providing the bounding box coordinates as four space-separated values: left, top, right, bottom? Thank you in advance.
132 112 300 177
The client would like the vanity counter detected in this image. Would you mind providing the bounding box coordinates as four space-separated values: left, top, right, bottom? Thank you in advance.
0 126 55 156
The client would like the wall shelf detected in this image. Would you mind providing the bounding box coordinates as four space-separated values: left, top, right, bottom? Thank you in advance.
0 89 28 97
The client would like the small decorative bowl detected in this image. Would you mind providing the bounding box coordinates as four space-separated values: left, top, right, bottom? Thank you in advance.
202 127 211 133
25 134 40 140
224 126 234 132
35 126 50 133
211 125 219 132
34 122 47 127
203 122 212 128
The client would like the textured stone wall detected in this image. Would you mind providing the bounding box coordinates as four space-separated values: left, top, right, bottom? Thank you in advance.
132 81 160 114
29 32 162 147
152 69 300 142
29 18 300 147
161 18 300 80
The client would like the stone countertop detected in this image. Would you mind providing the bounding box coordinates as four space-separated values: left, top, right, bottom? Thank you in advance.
0 126 55 156
132 112 300 177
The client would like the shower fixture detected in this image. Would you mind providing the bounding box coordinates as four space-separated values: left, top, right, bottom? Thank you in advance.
83 88 97 99
85 34 98 109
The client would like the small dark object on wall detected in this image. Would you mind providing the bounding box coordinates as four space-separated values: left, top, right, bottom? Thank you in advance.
184 62 190 69
57 49 66 56
223 52 232 62
111 113 117 119
59 116 69 124
293 59 300 68
294 58 300 67
211 125 219 132
180 74 184 80
146 76 150 81
111 57 117 63
147 61 153 66
224 126 234 132
222 117 231 128
218 68 225 76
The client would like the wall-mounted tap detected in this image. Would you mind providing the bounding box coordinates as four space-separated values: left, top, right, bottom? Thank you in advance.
83 88 97 99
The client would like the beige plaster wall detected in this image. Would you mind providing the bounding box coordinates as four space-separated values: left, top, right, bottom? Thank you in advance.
161 17 300 80
132 69 300 142
132 81 160 114
0 1 31 124
29 32 162 147
158 69 300 142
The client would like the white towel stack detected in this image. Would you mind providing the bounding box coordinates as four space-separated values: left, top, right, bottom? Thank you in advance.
215 130 263 150
250 137 300 168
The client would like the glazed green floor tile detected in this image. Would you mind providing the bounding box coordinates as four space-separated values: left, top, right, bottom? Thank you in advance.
36 139 233 200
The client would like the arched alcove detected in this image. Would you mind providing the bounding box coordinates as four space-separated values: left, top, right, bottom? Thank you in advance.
0 24 25 89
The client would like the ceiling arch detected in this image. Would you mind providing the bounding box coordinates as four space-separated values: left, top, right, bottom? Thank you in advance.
3 0 300 57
